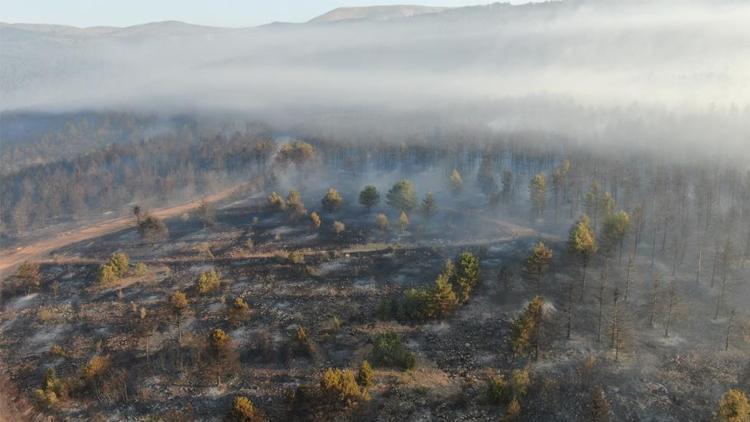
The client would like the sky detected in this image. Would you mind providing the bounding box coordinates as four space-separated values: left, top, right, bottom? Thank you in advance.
0 0 520 28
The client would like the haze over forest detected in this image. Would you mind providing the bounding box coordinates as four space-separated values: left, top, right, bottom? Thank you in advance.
2 0 750 159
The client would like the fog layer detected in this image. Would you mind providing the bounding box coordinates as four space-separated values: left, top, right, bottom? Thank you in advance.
1 1 749 157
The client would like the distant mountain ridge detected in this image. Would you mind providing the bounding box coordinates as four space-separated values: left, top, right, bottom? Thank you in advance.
310 4 450 23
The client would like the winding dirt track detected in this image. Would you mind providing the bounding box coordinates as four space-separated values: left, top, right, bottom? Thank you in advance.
0 183 246 278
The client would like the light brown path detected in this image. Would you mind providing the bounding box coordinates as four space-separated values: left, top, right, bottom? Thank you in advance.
0 183 248 278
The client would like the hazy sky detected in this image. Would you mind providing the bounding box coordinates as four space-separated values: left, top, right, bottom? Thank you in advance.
0 0 526 28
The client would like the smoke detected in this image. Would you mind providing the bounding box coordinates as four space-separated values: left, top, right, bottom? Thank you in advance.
1 0 749 160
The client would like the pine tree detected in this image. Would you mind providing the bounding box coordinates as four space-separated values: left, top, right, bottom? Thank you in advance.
428 261 459 318
502 169 514 203
386 180 417 212
286 190 307 220
601 210 630 261
321 188 343 212
450 169 463 194
359 185 380 211
523 241 553 291
511 296 545 358
569 215 597 301
420 192 437 220
529 173 547 219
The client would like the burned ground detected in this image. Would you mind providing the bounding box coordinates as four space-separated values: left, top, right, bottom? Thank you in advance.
1 181 748 421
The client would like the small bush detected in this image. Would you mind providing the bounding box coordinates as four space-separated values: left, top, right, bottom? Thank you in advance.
96 252 131 285
229 297 251 326
333 221 346 235
134 262 147 277
267 192 286 212
110 253 129 277
197 269 221 294
309 211 321 231
376 213 389 231
371 332 415 370
487 374 510 405
357 361 374 388
34 368 66 407
288 250 305 264
50 344 67 358
504 397 521 422
230 396 260 421
138 214 168 239
17 261 41 294
96 264 118 285
511 368 530 399
82 355 111 382
320 368 369 406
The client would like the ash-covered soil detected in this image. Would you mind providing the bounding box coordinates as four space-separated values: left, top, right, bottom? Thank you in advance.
1 190 748 421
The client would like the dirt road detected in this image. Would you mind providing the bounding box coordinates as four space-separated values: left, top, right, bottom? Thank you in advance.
0 183 248 278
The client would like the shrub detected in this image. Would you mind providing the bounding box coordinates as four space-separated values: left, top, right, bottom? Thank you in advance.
267 192 286 212
309 211 321 231
590 386 611 422
96 252 131 285
288 250 305 264
289 325 313 357
34 368 66 407
320 368 369 406
134 262 148 277
110 253 129 277
330 315 342 331
195 199 216 227
230 396 260 421
511 368 530 399
96 264 118 285
504 397 521 422
82 355 111 382
138 214 168 239
487 374 510 405
229 297 251 326
197 269 221 294
286 190 307 220
371 332 415 370
333 221 346 235
17 261 41 294
50 344 67 358
357 361 374 388
716 389 750 422
321 188 343 212
378 260 458 322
